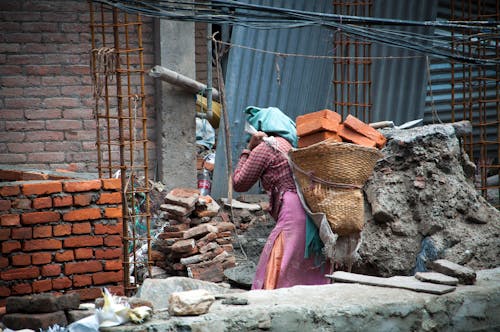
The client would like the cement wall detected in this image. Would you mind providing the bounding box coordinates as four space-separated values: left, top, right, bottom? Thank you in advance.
103 267 500 332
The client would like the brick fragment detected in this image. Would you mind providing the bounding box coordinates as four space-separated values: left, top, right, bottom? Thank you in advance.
0 199 11 211
104 260 122 271
33 279 53 293
215 222 236 232
160 203 193 217
11 227 32 239
95 248 122 259
12 254 31 266
75 248 94 259
186 260 224 283
73 193 93 206
165 188 199 208
1 214 20 226
63 179 101 192
338 124 377 148
41 264 61 277
63 208 101 222
22 181 62 195
22 211 60 225
104 207 122 218
72 222 91 234
95 222 121 235
53 224 71 236
298 130 342 148
12 198 31 209
73 274 92 287
343 114 387 148
183 224 218 240
171 238 196 253
158 231 185 239
0 185 20 196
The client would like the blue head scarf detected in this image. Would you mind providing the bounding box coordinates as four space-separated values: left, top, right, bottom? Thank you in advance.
245 106 298 147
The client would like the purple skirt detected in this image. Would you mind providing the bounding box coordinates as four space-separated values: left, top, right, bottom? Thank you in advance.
252 191 330 290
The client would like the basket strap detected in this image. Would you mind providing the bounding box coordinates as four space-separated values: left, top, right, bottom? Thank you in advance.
288 158 363 190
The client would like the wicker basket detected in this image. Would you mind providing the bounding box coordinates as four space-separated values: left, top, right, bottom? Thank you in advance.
289 141 383 235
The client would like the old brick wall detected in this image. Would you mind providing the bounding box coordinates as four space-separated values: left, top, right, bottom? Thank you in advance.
0 0 156 172
0 170 124 305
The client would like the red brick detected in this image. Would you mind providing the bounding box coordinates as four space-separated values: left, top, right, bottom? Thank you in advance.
0 170 22 181
104 235 122 247
73 274 92 287
64 236 103 248
338 124 377 148
63 208 101 222
0 285 11 297
12 283 32 295
1 214 20 226
53 224 72 236
52 277 72 290
94 223 121 235
74 248 93 260
296 110 342 137
12 254 31 266
2 241 21 254
92 271 123 285
12 198 31 209
53 195 73 207
104 207 122 219
343 114 387 148
0 185 21 196
0 199 11 211
41 264 61 277
65 261 102 275
32 279 53 293
11 227 32 239
22 181 62 195
55 250 75 262
0 228 11 240
21 211 60 225
297 109 342 124
102 178 121 190
95 248 122 260
73 193 93 206
104 260 122 271
72 222 91 234
298 130 342 148
63 180 101 193
1 266 39 280
67 287 101 301
0 257 7 270
32 252 52 265
33 197 52 209
33 225 52 238
97 192 122 204
24 239 62 251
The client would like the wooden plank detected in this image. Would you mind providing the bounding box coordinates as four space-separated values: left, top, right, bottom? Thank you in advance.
326 271 456 295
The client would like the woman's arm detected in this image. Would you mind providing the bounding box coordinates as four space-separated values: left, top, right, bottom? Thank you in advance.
233 141 272 192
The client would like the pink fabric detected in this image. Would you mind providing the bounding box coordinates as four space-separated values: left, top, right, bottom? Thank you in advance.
252 191 331 290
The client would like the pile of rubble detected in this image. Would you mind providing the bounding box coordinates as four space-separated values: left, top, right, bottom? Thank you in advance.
150 188 237 283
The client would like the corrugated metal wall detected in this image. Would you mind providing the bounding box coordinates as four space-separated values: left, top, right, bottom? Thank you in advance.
212 0 442 198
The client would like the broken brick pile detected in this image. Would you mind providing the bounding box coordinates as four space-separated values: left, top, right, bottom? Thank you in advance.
0 168 124 305
2 292 80 331
151 188 237 283
296 109 387 148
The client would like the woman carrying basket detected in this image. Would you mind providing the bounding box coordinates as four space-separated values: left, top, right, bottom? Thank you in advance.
233 106 330 290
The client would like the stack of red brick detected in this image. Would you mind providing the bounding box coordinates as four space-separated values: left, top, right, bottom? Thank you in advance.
0 168 124 305
296 109 387 149
151 188 236 283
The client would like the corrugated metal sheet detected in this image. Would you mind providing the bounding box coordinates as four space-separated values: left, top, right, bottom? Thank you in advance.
211 1 454 198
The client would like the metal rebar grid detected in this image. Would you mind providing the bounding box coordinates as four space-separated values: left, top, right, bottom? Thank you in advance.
332 1 373 122
450 0 499 208
89 1 151 295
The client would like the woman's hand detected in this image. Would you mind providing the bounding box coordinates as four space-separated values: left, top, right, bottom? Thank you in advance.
247 131 268 150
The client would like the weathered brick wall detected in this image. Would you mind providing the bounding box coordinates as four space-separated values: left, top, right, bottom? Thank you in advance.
0 169 124 305
0 0 156 172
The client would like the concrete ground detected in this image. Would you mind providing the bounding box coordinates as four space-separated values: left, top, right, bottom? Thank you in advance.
102 267 500 332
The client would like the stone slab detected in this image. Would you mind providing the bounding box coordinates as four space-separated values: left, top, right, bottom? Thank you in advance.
428 259 476 285
2 311 67 330
415 272 459 286
327 271 456 295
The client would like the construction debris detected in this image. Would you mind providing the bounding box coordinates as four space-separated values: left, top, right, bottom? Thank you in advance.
168 289 215 316
428 259 477 285
414 272 459 286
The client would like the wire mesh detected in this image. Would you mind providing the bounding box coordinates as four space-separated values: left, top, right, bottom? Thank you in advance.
332 1 373 122
450 0 499 208
89 0 151 295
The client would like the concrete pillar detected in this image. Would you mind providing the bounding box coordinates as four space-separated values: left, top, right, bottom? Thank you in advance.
154 18 197 191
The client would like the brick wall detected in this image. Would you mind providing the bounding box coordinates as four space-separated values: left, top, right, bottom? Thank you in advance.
0 168 124 305
0 0 156 172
